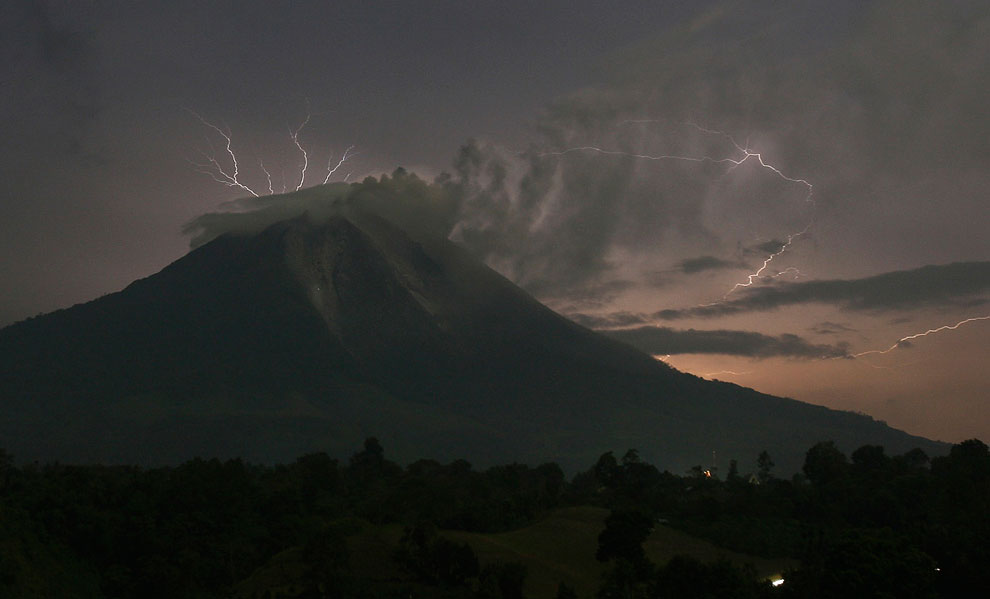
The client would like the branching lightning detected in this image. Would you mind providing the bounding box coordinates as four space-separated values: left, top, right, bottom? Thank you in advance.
324 145 356 184
723 227 811 298
187 109 262 197
188 105 354 197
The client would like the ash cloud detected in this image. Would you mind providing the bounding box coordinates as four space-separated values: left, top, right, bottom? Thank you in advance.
603 326 848 359
446 136 702 300
183 170 460 248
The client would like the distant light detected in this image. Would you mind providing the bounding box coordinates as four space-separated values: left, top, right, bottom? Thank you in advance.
771 578 785 587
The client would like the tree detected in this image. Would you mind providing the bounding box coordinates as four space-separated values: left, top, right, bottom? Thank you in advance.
893 447 929 473
757 451 774 483
727 459 740 482
650 555 765 599
596 510 653 572
945 438 990 478
0 448 11 490
594 452 620 489
803 441 848 486
479 561 527 599
555 581 578 599
851 444 891 477
808 529 937 599
394 524 479 587
597 558 649 599
349 437 384 469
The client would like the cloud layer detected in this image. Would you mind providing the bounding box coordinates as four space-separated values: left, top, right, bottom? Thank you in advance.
602 326 848 359
678 255 746 275
655 261 990 320
571 261 990 326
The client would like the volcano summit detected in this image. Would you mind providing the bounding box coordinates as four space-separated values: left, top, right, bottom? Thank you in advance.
0 181 943 472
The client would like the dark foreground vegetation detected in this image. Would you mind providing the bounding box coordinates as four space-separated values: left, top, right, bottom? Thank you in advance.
1 437 988 598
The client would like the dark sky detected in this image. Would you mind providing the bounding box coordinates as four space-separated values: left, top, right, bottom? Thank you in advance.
2 0 988 443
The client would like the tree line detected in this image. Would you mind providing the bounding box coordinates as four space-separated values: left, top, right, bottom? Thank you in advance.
1 437 988 598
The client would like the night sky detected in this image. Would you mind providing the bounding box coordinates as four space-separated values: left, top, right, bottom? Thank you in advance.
2 1 988 443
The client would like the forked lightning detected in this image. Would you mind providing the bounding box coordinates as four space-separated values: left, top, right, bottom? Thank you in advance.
188 106 353 197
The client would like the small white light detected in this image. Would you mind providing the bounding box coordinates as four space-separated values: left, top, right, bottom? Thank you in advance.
771 578 785 587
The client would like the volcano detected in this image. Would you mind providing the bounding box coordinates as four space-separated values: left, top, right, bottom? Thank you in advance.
0 197 944 472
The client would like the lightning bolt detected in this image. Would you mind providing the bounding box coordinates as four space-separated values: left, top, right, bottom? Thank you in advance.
544 120 814 300
186 109 262 197
324 145 356 185
188 105 355 197
554 120 984 374
723 225 811 298
676 122 815 298
289 111 312 191
258 157 275 195
702 370 753 378
849 316 990 359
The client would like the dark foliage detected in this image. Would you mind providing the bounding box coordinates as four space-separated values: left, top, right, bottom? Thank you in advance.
596 510 653 570
651 555 770 599
395 523 480 587
478 561 528 599
0 438 986 598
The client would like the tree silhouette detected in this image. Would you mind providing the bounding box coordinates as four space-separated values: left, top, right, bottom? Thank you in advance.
757 450 774 483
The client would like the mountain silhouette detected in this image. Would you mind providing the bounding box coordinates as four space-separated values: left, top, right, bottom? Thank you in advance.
0 201 944 472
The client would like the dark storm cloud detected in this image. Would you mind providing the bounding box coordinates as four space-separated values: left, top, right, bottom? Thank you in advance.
678 255 745 275
1 1 101 156
654 262 990 320
569 311 650 329
603 326 848 359
443 0 990 302
810 321 857 335
747 241 785 256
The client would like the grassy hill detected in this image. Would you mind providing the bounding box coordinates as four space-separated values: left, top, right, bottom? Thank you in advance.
232 506 795 599
447 506 794 598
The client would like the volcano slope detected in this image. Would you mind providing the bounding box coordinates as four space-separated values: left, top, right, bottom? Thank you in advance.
0 200 944 473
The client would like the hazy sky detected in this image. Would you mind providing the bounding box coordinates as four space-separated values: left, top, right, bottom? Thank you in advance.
2 1 988 443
